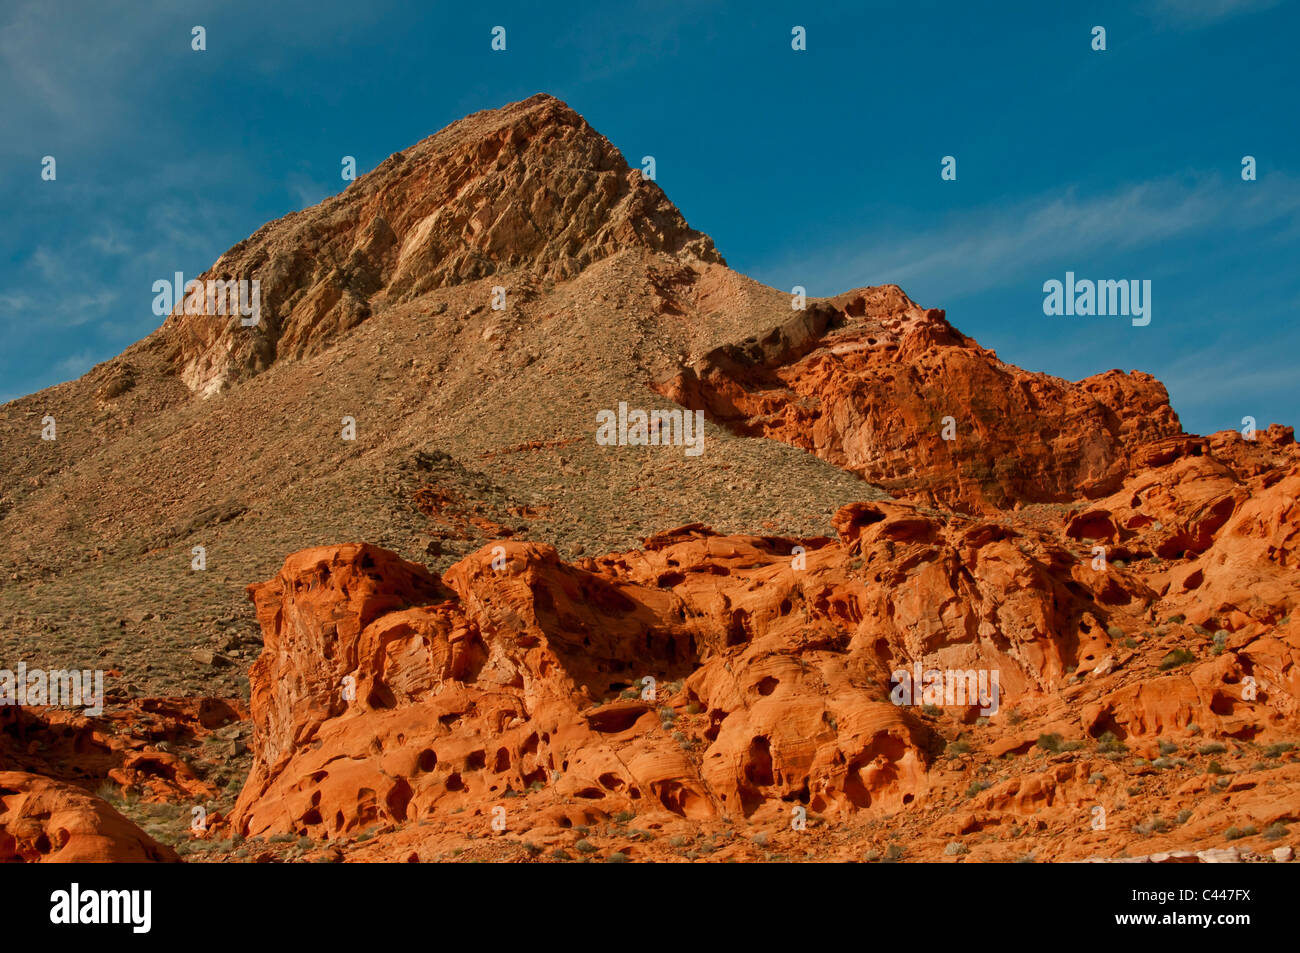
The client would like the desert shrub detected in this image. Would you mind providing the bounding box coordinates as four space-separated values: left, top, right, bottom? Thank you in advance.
1159 648 1196 670
1133 816 1170 835
1097 731 1128 754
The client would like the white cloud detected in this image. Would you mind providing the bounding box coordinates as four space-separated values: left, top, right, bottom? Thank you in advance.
288 175 331 211
0 0 168 151
52 349 102 378
88 228 131 257
768 172 1300 300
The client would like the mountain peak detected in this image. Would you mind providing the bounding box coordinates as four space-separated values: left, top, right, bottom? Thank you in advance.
161 94 722 396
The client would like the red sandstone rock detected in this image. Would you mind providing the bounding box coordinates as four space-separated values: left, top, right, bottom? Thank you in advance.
224 402 1300 861
657 286 1182 513
0 698 242 803
0 771 178 862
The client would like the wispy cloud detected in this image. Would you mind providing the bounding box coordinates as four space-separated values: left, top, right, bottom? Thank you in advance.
88 227 132 257
1145 0 1286 26
769 172 1300 299
2 245 121 329
1159 337 1300 424
287 174 332 211
0 0 168 153
52 349 104 378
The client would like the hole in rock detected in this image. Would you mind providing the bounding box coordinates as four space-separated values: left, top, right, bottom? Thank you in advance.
367 685 396 710
385 780 413 821
586 705 650 733
744 737 775 787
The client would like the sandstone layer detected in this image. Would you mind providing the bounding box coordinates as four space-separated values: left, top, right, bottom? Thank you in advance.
658 286 1183 513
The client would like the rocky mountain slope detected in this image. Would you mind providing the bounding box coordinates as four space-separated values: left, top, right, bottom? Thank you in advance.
1 95 1297 863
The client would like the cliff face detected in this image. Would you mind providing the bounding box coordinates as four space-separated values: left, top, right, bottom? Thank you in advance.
657 285 1184 513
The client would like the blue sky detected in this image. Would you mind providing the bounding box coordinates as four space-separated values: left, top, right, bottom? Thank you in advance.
3 0 1296 436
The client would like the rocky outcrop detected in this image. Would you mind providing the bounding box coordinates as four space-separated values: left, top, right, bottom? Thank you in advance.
229 532 963 837
222 405 1300 860
658 286 1183 512
0 697 243 803
0 771 179 862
